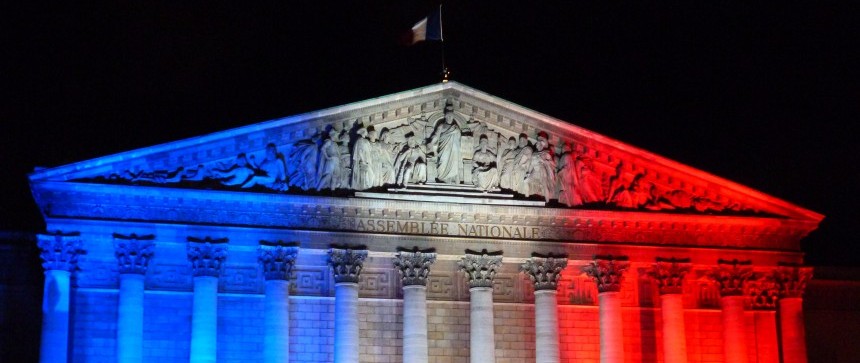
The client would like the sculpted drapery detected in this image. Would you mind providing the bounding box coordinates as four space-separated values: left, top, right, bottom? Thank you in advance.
429 103 462 184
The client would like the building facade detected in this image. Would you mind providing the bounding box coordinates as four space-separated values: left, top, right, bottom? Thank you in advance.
29 82 823 363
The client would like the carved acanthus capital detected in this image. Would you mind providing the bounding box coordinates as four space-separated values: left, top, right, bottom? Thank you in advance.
520 253 568 291
581 255 630 293
392 247 437 287
257 241 299 281
772 263 813 299
647 257 691 295
113 233 155 275
328 246 368 284
458 249 503 289
37 231 84 272
186 237 229 277
708 259 755 297
748 276 780 310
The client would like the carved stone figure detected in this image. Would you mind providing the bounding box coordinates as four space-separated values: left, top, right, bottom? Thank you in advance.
610 174 653 208
317 130 342 191
241 143 287 190
471 135 500 191
497 137 518 189
211 153 254 186
350 128 375 190
367 129 394 187
523 132 556 201
501 134 533 194
574 156 606 204
556 143 576 206
394 135 427 187
428 103 463 184
286 134 321 190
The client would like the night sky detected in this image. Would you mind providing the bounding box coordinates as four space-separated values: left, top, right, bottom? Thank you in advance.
3 2 857 265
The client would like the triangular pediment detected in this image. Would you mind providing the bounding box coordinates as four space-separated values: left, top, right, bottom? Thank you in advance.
29 82 822 223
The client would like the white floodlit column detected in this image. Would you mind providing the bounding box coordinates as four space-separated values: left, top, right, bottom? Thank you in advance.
648 258 691 363
710 259 754 363
114 233 155 363
259 242 299 363
459 249 503 363
774 265 813 363
329 247 368 363
583 255 630 363
187 237 229 363
37 232 83 363
521 255 568 363
393 248 437 363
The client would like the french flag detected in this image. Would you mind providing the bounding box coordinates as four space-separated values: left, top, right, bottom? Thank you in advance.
408 5 443 44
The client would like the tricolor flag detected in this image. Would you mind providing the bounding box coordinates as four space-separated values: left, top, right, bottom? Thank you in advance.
408 5 443 44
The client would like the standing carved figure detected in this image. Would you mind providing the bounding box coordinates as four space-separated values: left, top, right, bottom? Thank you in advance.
523 132 556 201
336 130 352 189
497 137 518 189
316 130 341 191
394 135 427 187
510 134 534 194
428 103 463 184
350 128 375 190
471 135 500 191
241 143 287 190
556 143 577 206
367 129 394 187
287 134 321 190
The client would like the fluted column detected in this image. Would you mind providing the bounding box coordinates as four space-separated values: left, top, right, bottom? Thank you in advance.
709 259 754 363
773 264 812 363
393 247 437 363
187 237 229 363
328 246 368 363
113 233 155 363
582 255 629 363
521 253 568 363
258 241 299 363
37 232 83 363
458 249 503 363
748 275 780 363
647 257 691 363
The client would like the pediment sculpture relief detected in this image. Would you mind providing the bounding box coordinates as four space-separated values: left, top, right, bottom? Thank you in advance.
90 99 746 214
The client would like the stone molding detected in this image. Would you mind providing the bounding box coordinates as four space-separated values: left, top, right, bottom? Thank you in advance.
748 275 779 310
520 253 568 291
257 241 299 281
186 237 229 277
328 246 368 284
458 249 503 289
647 257 691 295
708 259 755 297
113 233 155 275
392 247 437 287
772 263 813 299
581 255 629 293
37 231 84 272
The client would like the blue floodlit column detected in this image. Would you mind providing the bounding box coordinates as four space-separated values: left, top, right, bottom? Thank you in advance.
114 233 156 363
393 247 437 363
37 232 83 363
648 258 692 363
187 237 229 363
458 249 503 363
583 255 630 363
258 242 299 363
521 255 568 363
328 247 368 363
709 259 755 363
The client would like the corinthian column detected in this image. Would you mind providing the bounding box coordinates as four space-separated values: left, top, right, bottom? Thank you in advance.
37 232 83 363
113 233 155 363
258 241 299 363
458 249 503 363
647 257 691 363
582 255 629 363
521 253 568 363
749 275 780 363
328 246 368 363
773 264 813 363
709 259 754 363
393 247 437 363
187 237 229 363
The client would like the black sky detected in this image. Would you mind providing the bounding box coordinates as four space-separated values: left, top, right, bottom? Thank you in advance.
2 2 857 265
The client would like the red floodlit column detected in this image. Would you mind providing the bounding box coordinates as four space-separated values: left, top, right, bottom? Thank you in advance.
647 258 691 363
773 264 813 363
521 254 568 363
709 259 755 363
582 255 629 363
749 275 780 363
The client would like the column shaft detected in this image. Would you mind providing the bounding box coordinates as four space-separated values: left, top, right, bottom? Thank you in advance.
40 269 71 363
534 290 559 363
469 287 495 363
264 280 290 363
403 285 429 363
721 295 749 363
660 293 687 363
334 282 359 363
780 297 807 363
191 276 218 363
118 274 145 363
598 291 624 363
754 310 779 363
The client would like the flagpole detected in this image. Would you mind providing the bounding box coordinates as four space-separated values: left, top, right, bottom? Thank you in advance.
439 4 450 83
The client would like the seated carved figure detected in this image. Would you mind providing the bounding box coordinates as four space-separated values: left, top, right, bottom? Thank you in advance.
241 143 287 189
211 153 254 186
394 135 427 188
471 135 500 191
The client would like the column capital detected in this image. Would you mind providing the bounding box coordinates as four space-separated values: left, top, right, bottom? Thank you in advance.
458 249 503 289
37 231 84 272
328 246 368 284
772 263 813 299
393 246 437 287
187 237 229 277
647 257 691 295
581 255 629 293
113 233 155 275
520 253 568 291
748 275 780 310
258 241 299 281
708 259 755 297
